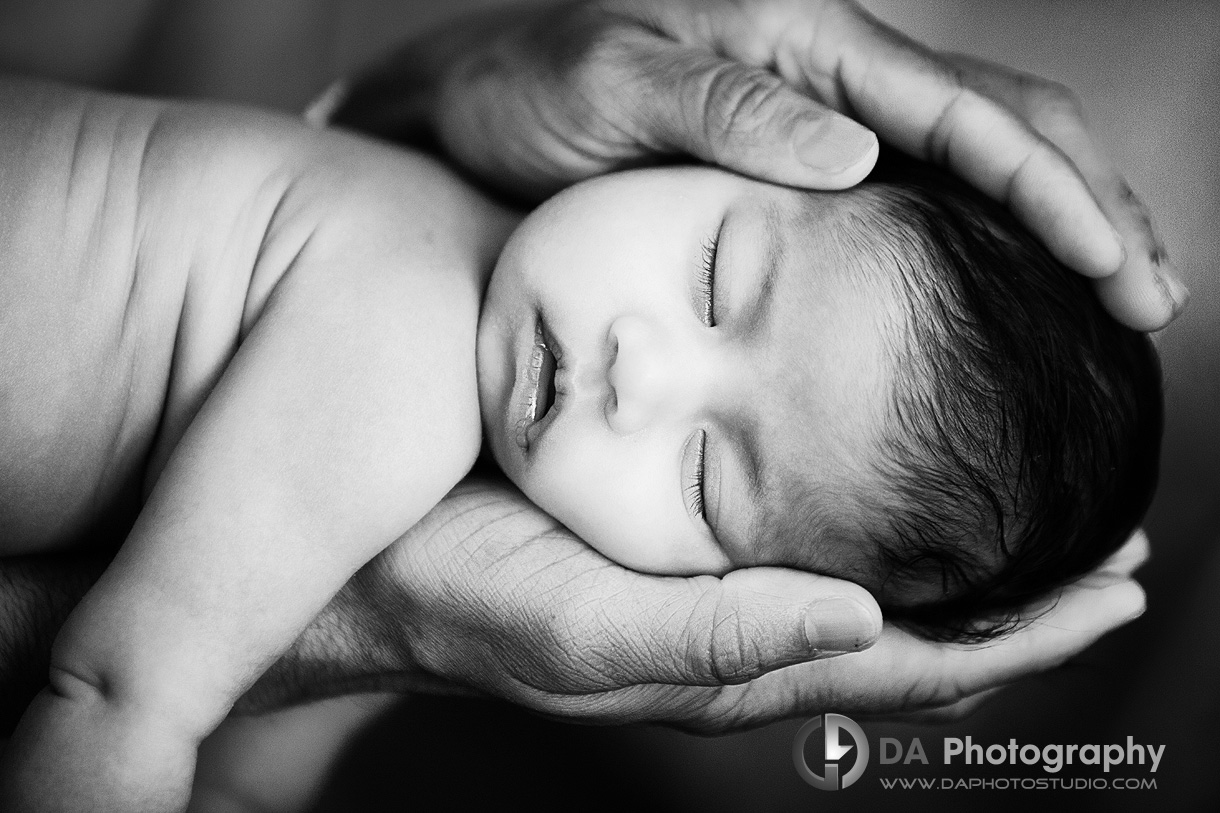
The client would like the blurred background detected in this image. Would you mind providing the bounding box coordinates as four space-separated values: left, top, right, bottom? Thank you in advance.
2 0 1214 810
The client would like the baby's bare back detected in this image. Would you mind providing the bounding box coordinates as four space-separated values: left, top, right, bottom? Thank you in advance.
0 80 310 554
0 78 516 812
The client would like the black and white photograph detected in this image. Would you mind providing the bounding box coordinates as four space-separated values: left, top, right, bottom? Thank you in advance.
0 1 1215 811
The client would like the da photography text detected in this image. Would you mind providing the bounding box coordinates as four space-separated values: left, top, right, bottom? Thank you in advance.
793 714 1164 792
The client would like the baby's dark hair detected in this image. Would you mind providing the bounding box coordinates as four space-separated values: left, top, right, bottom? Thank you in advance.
847 153 1162 642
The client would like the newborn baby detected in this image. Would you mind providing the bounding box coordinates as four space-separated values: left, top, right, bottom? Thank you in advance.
480 154 1161 639
0 80 1159 811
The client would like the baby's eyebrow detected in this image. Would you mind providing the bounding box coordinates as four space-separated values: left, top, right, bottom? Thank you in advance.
735 202 787 504
740 201 785 337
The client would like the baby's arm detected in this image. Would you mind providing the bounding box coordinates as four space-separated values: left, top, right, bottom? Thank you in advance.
0 81 514 812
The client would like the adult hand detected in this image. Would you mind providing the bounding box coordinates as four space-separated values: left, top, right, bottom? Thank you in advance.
252 478 1145 731
331 0 1185 331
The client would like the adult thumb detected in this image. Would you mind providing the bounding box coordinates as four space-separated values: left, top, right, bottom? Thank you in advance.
591 567 883 689
630 45 879 189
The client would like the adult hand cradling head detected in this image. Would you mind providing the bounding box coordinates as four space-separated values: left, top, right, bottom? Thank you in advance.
334 0 1186 332
248 479 1149 731
0 5 1173 811
311 0 1165 727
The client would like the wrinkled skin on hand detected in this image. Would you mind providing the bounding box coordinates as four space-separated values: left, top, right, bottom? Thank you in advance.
334 0 1185 331
318 479 1146 733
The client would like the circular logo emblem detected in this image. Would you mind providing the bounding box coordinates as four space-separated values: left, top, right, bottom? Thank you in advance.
792 713 870 790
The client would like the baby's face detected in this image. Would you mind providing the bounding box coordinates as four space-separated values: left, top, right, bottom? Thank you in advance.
478 167 904 586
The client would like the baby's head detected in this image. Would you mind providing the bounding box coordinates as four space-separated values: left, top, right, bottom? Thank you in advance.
477 156 1161 641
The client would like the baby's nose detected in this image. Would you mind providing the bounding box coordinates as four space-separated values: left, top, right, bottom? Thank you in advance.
605 315 687 434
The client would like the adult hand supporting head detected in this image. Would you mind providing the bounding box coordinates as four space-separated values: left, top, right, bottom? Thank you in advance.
284 478 1145 731
332 0 1185 331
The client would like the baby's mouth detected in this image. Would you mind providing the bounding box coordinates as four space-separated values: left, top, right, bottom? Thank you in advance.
535 337 557 424
516 318 562 451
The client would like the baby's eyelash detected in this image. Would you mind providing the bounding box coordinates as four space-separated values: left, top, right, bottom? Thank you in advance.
699 237 718 327
685 430 707 519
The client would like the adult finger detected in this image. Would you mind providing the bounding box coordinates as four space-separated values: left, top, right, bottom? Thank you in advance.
381 484 880 697
1043 112 1186 330
1094 529 1151 580
775 3 1126 279
547 566 883 691
1051 531 1150 597
620 0 1180 328
683 577 1144 732
876 687 1004 725
624 34 878 189
941 53 1187 330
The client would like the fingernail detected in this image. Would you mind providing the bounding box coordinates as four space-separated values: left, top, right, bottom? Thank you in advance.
794 115 879 175
1157 268 1190 317
804 597 880 652
810 649 853 661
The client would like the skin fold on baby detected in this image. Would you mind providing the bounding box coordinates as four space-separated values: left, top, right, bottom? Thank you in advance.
0 71 1159 812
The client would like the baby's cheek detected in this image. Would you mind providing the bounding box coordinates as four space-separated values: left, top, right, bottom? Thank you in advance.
526 446 657 558
525 438 725 576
